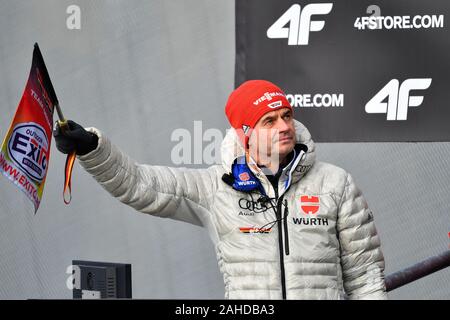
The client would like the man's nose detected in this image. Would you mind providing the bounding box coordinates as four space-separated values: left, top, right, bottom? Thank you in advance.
275 117 290 133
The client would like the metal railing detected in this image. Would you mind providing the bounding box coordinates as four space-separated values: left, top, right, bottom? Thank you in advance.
385 250 450 292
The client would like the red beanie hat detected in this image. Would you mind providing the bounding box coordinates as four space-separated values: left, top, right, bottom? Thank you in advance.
225 80 292 147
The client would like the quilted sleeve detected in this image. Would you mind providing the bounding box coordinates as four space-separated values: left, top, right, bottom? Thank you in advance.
77 128 218 227
337 173 388 299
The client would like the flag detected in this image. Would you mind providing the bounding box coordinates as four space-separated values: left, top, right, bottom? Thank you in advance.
0 43 58 213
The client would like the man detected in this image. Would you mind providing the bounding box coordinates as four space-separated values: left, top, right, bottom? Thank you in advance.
54 80 388 299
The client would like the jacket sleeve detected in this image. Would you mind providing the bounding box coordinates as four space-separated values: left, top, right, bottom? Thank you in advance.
336 173 388 300
77 128 217 227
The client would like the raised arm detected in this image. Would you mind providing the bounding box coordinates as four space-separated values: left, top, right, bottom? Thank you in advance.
54 121 217 227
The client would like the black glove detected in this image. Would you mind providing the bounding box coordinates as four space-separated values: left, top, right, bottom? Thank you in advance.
53 120 98 156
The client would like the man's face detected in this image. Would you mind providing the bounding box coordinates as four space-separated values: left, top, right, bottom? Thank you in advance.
248 108 296 167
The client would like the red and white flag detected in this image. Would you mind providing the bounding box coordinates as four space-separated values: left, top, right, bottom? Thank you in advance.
0 43 58 213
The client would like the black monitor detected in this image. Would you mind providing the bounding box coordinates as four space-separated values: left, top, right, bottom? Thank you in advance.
72 260 132 299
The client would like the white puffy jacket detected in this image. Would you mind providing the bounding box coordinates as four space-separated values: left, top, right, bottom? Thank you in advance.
78 120 387 300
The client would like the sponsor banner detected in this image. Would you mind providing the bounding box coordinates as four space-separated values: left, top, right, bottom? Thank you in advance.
0 44 57 212
235 0 450 141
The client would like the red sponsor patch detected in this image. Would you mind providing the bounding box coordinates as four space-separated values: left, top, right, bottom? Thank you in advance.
300 195 320 214
239 172 250 181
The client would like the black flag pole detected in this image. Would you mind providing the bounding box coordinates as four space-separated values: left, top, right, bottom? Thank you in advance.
33 43 67 128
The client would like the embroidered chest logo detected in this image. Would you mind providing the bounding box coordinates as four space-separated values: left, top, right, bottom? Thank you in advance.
238 194 275 215
294 195 329 226
300 195 320 214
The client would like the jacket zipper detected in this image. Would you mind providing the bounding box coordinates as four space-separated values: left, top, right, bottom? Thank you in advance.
274 188 287 300
283 200 290 256
269 148 305 299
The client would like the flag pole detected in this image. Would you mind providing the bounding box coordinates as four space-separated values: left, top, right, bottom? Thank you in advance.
55 103 66 126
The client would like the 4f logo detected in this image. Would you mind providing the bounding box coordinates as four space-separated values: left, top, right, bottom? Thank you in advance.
365 78 432 120
267 3 333 45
